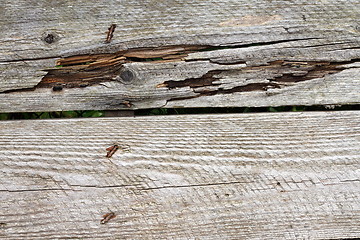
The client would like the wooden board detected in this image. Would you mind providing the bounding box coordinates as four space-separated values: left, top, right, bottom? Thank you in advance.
1 0 360 112
1 111 359 239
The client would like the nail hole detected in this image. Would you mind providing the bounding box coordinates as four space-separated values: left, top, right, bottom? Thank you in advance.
355 24 360 32
52 85 63 91
44 34 55 44
43 32 59 44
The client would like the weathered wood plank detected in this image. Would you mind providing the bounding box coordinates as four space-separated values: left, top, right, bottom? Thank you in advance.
1 0 360 112
1 111 359 239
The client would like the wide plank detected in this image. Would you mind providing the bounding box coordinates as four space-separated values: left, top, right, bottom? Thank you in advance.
1 0 360 112
0 111 359 239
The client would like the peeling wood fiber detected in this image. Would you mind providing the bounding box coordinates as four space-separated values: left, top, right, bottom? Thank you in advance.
38 45 205 89
1 0 360 112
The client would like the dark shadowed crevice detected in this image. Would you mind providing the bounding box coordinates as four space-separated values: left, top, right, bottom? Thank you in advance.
160 60 356 101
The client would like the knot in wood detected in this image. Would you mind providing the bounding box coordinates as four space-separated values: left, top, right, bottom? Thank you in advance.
120 70 134 83
114 67 136 84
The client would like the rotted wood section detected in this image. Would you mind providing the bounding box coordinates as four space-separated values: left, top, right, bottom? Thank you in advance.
0 111 359 239
1 0 360 112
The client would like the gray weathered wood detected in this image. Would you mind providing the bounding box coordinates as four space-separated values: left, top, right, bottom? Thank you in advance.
1 111 359 239
1 0 360 112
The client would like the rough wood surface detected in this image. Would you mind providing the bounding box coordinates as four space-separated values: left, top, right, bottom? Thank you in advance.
1 0 360 112
0 111 359 239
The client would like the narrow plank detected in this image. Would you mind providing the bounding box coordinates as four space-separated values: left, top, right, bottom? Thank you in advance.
1 111 359 239
1 0 360 112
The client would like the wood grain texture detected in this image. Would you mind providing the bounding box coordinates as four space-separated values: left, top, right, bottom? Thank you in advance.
1 0 360 112
1 111 359 239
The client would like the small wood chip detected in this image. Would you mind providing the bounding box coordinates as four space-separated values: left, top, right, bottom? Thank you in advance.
106 144 119 158
105 24 116 43
100 212 116 224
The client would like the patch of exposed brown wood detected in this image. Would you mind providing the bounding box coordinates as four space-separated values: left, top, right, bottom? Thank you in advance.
40 45 348 94
39 45 207 89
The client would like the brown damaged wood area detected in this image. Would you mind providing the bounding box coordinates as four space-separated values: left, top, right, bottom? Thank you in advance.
159 60 348 99
39 45 207 89
39 46 353 95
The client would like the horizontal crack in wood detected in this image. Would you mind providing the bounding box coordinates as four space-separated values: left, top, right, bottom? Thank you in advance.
2 42 358 95
270 60 347 82
163 60 354 101
37 40 324 89
163 70 223 89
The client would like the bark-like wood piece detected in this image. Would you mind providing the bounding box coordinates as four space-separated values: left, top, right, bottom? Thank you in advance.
0 111 359 239
1 0 360 112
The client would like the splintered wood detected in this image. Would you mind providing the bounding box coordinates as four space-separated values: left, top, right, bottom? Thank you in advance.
39 45 205 89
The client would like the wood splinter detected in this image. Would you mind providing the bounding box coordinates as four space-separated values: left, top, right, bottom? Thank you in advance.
105 24 116 43
100 212 116 224
106 144 119 158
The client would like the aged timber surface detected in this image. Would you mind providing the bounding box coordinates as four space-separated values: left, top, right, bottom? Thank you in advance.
1 0 360 112
0 111 359 239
